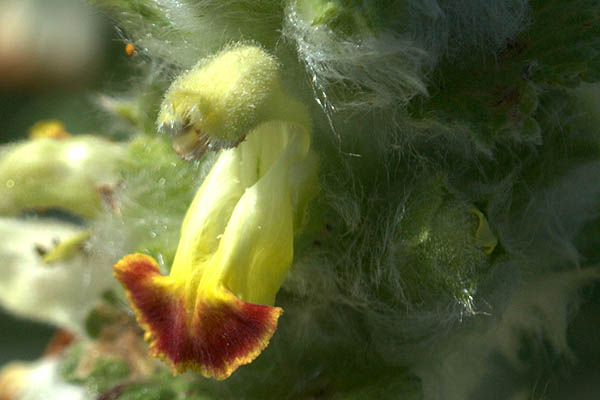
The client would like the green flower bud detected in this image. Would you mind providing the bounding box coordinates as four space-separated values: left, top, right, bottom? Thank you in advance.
0 135 125 218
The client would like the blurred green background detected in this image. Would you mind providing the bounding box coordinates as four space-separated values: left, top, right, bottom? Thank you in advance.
0 0 133 367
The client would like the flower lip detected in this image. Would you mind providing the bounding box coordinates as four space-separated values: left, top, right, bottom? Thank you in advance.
114 253 282 380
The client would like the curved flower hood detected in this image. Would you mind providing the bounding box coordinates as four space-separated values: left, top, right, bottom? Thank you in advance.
156 45 310 160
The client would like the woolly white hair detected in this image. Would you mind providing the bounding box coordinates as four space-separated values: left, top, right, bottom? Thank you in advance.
283 1 431 112
283 0 529 114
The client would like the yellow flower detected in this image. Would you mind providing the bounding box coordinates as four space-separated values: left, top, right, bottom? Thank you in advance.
114 121 318 380
471 208 497 255
28 119 70 139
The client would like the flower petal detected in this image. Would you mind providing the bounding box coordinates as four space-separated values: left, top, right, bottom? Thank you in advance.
114 253 282 380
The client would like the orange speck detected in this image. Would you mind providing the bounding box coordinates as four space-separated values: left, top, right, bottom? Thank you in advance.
125 43 135 57
43 329 75 356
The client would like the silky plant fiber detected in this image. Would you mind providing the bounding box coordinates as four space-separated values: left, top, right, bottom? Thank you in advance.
0 0 599 399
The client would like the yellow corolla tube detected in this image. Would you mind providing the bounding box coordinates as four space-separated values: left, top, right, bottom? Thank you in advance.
115 45 318 381
115 122 317 380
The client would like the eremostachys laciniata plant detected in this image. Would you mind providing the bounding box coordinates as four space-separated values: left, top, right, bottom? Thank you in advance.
1 1 600 399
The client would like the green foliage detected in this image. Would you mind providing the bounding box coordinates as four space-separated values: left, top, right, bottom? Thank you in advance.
111 135 209 268
305 0 389 36
118 385 177 400
527 0 600 85
86 359 131 393
84 309 114 339
4 0 598 398
60 344 85 384
408 0 600 155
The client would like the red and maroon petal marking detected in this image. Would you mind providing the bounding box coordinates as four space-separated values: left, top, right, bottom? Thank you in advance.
184 296 282 379
113 253 283 380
